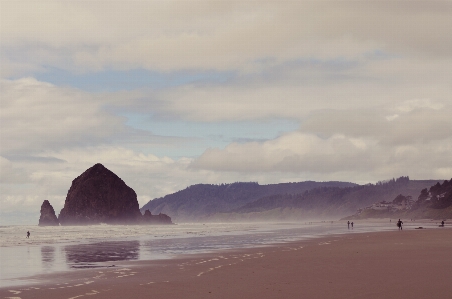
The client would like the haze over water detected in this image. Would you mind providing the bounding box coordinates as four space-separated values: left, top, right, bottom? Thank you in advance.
1 220 431 288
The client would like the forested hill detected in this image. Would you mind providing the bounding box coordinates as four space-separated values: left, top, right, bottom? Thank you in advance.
140 181 356 221
231 178 441 219
418 178 452 209
140 177 444 222
347 178 452 220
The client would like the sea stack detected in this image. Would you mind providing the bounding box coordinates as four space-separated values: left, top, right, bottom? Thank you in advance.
58 163 142 225
38 200 59 226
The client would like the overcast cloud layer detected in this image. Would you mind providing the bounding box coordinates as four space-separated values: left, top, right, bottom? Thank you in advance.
1 1 451 224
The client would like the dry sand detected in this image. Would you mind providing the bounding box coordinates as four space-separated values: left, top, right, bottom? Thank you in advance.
1 228 451 299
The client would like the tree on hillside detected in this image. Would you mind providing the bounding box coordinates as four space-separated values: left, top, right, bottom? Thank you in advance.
393 194 409 204
428 179 452 209
417 188 429 203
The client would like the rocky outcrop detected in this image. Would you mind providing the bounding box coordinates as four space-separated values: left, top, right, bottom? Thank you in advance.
142 209 173 224
58 163 142 225
38 200 59 226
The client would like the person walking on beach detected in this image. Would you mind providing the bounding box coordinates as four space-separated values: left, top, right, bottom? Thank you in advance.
347 221 350 229
351 222 354 229
26 231 30 238
397 219 403 230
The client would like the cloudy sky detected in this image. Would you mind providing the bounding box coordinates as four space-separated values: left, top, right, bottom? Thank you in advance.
1 1 451 224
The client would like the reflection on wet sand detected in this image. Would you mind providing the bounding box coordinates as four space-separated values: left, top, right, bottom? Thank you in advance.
41 246 55 269
64 241 139 268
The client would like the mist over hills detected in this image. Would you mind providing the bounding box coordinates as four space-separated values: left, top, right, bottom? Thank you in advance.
140 178 443 222
347 178 452 220
140 181 356 221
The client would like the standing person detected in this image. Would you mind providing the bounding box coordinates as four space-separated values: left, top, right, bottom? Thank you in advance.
441 220 445 227
351 222 354 229
347 221 350 229
397 219 403 230
26 231 30 238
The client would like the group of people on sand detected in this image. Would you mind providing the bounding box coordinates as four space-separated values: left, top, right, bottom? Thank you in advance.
396 219 446 230
347 221 354 229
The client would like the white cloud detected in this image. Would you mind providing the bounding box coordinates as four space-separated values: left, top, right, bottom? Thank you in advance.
300 104 452 145
192 130 452 180
2 1 451 76
191 132 377 173
386 114 399 121
0 78 125 155
131 56 452 122
396 99 443 113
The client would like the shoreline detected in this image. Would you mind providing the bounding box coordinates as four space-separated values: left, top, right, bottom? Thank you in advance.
1 227 451 298
1 218 446 247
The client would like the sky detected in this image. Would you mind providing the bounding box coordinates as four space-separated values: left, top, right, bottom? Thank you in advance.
1 1 452 224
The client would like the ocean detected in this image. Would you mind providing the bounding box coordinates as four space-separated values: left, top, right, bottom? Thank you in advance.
0 220 407 288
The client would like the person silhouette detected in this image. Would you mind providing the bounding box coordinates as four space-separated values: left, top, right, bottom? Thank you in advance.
27 231 30 238
347 221 350 229
397 219 403 230
351 222 354 229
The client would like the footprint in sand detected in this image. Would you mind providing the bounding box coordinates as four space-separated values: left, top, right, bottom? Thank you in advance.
8 290 21 294
86 290 99 295
68 290 100 299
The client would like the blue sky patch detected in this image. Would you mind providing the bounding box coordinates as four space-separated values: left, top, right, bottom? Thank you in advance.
33 68 235 92
122 113 300 157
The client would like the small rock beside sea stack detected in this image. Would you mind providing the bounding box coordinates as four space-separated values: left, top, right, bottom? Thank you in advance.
38 200 59 226
142 209 172 224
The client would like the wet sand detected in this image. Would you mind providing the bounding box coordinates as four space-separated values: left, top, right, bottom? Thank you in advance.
1 228 451 299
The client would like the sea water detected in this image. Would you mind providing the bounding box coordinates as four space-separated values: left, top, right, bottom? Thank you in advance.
0 221 421 287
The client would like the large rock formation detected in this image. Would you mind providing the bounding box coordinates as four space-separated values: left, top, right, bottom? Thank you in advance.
142 209 172 224
58 163 142 225
38 200 59 226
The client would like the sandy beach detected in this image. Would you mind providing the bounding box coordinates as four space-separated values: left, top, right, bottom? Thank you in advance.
1 227 451 299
